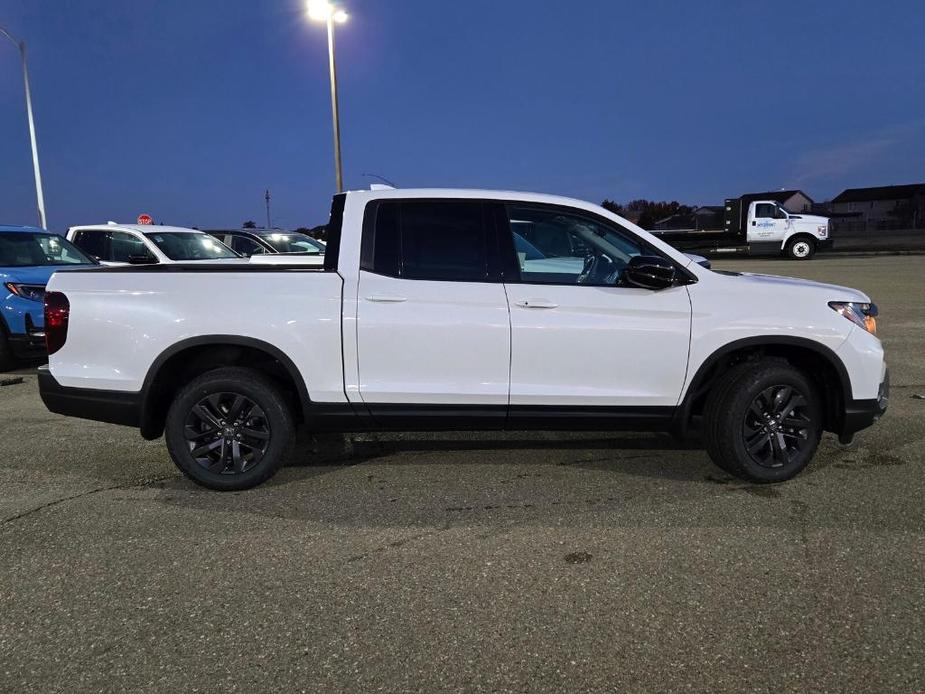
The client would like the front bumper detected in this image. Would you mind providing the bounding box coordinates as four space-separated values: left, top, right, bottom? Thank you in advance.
7 325 46 359
817 238 834 251
2 299 46 359
838 368 889 443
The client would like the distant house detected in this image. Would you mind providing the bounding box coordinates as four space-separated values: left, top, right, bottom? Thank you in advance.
743 190 814 213
830 184 925 228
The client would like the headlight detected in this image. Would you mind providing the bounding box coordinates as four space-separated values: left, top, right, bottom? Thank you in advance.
829 301 878 335
4 283 46 302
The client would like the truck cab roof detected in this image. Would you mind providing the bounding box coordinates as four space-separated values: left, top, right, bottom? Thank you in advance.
69 223 207 235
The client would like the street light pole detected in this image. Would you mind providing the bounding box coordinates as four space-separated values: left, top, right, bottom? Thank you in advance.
0 26 47 229
307 1 348 194
325 15 343 193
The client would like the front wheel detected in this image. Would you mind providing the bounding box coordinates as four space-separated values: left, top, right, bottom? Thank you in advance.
785 236 815 260
704 361 822 483
165 367 294 490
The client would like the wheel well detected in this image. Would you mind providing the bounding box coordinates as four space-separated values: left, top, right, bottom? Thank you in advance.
681 342 846 435
786 233 816 247
140 342 305 439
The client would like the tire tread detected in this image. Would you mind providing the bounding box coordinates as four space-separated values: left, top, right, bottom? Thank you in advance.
703 359 820 482
165 367 294 491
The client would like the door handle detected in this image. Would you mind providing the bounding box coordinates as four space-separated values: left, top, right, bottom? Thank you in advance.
366 294 407 303
515 299 558 309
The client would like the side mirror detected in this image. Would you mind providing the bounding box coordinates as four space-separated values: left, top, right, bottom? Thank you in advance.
127 254 158 265
624 255 676 290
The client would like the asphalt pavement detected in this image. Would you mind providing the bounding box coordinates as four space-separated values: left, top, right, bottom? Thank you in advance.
1 255 923 693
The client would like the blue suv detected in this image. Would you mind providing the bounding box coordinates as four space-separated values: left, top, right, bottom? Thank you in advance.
1 225 97 370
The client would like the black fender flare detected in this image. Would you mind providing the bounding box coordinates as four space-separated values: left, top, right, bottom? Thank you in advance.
674 335 852 435
139 335 311 438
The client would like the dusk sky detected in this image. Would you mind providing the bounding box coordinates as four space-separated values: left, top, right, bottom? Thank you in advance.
1 0 923 231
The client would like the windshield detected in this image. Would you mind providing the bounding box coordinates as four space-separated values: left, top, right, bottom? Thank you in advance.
259 232 324 255
144 232 238 260
0 232 96 267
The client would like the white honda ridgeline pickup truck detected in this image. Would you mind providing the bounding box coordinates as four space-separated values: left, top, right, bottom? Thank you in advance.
38 188 888 490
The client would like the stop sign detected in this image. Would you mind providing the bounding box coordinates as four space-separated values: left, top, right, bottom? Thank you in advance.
137 214 153 225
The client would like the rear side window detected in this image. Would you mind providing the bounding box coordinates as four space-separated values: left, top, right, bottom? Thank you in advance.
229 235 266 256
72 231 105 259
72 230 155 263
109 232 154 263
362 200 492 282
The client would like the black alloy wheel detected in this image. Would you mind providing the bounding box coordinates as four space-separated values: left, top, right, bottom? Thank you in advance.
742 385 813 468
185 392 271 475
165 367 294 490
703 359 822 483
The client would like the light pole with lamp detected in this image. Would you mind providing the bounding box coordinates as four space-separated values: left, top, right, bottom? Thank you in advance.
307 1 348 194
0 25 47 229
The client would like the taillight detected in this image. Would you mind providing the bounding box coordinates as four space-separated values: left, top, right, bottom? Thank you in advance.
44 291 70 355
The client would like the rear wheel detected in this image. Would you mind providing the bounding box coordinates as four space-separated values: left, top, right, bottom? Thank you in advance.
786 236 815 260
165 367 294 490
704 360 822 483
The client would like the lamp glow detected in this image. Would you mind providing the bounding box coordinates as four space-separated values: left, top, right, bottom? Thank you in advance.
307 0 333 21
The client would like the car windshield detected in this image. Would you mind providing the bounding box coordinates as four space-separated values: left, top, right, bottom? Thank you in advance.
0 232 96 267
144 232 238 260
259 232 324 254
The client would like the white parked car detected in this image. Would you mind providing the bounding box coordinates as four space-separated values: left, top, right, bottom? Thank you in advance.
40 188 887 490
67 223 240 265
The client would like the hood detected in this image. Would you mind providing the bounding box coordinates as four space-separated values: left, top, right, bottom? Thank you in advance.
791 213 828 225
726 271 869 303
0 264 93 287
684 252 711 269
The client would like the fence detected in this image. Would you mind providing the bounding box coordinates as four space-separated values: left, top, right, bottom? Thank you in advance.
830 226 925 253
830 219 925 233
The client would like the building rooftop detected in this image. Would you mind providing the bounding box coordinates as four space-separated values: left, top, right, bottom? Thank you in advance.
831 184 925 203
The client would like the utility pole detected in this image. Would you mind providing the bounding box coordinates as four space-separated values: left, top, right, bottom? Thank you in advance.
265 189 271 229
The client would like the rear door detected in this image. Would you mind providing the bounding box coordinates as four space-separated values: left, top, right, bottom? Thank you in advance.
355 199 510 407
501 202 692 407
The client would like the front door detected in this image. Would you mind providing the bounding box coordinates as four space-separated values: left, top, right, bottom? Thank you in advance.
502 202 692 407
356 199 510 407
751 202 789 243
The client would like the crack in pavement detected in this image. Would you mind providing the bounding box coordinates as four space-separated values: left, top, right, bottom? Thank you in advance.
345 524 451 564
0 475 179 526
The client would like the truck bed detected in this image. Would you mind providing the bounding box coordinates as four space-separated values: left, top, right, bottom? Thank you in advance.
45 263 346 402
649 228 744 252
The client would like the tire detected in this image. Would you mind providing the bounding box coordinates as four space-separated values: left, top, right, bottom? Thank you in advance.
703 360 822 483
0 329 17 372
785 236 815 260
165 367 294 490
